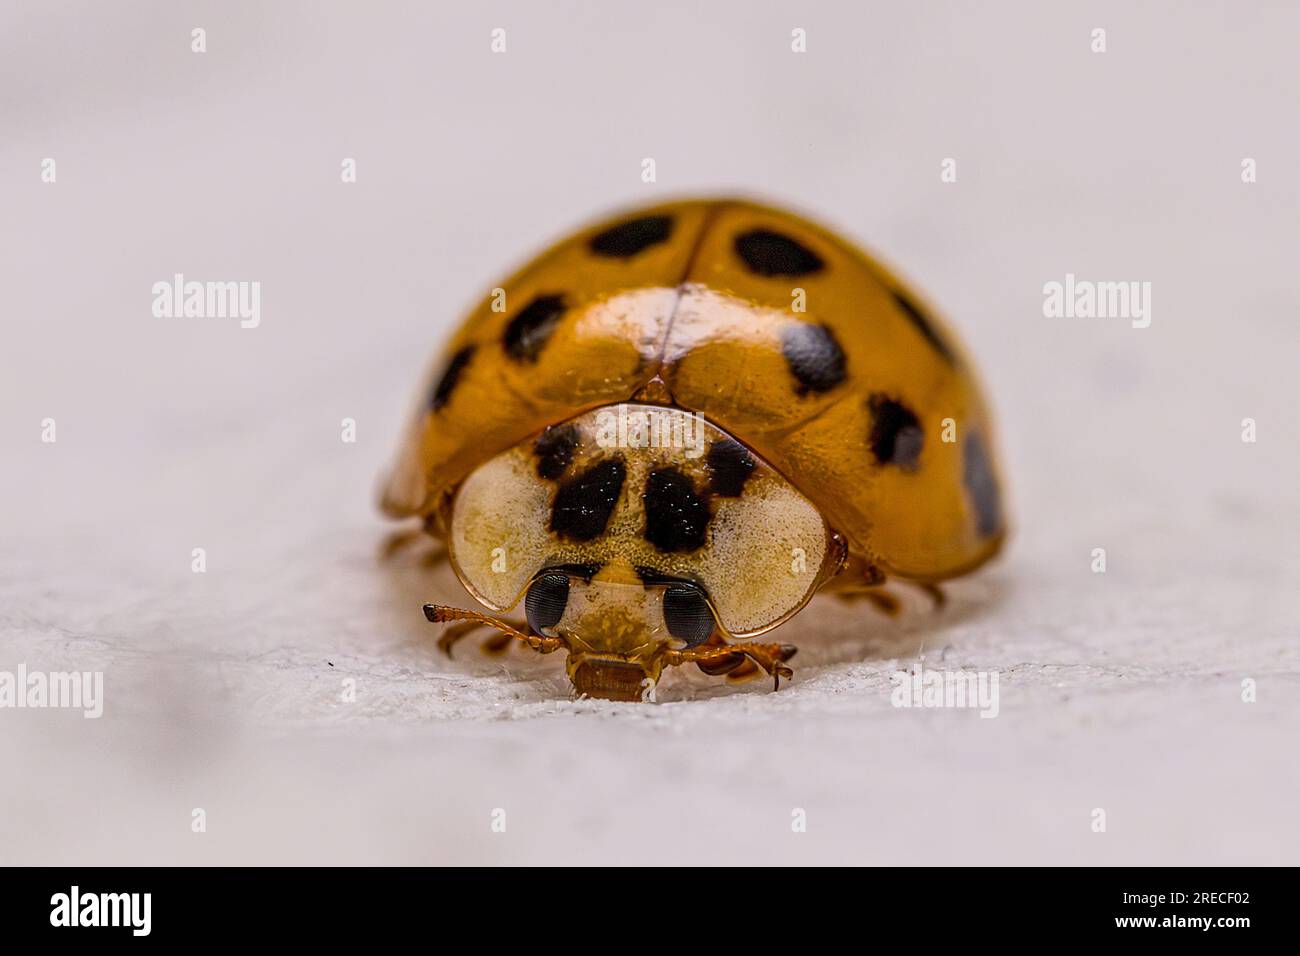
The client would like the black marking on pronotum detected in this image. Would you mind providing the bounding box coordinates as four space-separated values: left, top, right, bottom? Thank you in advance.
428 345 475 411
542 562 604 583
588 215 674 257
642 467 711 553
963 431 1002 538
633 566 705 588
867 394 924 471
503 294 567 362
892 289 956 364
781 323 847 394
734 228 825 277
706 438 757 497
549 458 626 542
533 423 581 480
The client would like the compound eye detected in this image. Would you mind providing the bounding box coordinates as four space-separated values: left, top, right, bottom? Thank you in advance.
525 572 570 635
662 585 715 647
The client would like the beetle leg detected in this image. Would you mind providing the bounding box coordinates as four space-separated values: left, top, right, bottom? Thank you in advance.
420 546 449 569
668 642 797 691
380 525 424 559
379 520 452 564
911 581 947 609
380 526 448 568
827 556 946 615
742 643 798 690
695 651 748 677
435 620 487 658
436 622 524 658
838 580 946 614
833 585 902 617
824 557 901 615
828 555 886 587
723 659 762 684
480 631 518 656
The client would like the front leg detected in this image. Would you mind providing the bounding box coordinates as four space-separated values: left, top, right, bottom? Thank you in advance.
434 619 527 658
823 555 900 615
666 641 798 691
381 517 448 568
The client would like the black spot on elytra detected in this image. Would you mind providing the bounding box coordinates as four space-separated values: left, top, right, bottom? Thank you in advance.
868 394 924 471
963 432 1002 538
503 294 567 362
781 323 847 395
588 215 674 257
643 467 711 553
734 228 825 277
549 458 626 542
706 439 756 497
428 345 475 411
892 290 956 364
533 424 581 480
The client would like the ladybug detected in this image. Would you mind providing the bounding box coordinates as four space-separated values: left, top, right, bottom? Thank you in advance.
381 199 1006 701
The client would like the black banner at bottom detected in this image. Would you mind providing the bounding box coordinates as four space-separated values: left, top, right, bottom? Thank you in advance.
0 866 1280 943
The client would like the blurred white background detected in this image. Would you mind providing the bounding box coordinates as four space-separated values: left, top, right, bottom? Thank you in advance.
1 0 1297 864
